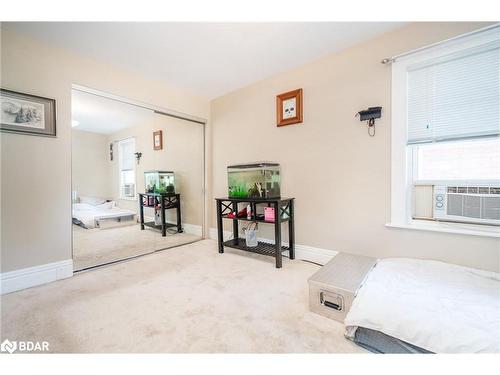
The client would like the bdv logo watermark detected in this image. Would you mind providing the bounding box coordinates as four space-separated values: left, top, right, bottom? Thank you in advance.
1 339 50 354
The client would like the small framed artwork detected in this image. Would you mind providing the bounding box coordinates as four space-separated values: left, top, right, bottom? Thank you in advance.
0 88 56 137
153 130 163 150
276 88 303 127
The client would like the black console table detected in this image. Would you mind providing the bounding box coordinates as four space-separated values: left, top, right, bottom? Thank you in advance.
215 197 295 268
139 193 182 236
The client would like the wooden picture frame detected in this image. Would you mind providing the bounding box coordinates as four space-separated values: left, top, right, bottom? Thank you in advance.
153 130 163 150
276 88 303 127
0 88 56 137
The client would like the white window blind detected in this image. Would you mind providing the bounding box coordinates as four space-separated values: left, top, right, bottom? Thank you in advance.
119 139 135 171
407 41 500 144
118 138 136 199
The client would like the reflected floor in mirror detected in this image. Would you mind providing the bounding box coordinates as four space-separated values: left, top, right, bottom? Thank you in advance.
73 224 201 270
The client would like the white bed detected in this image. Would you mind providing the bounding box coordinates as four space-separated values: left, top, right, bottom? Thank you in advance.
72 201 136 229
344 258 500 353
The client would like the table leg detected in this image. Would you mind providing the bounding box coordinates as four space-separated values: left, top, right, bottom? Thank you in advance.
160 196 166 237
274 201 282 268
232 201 239 243
176 195 183 233
216 200 224 253
139 195 145 230
288 199 295 260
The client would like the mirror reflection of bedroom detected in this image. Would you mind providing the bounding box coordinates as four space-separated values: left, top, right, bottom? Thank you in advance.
71 89 204 271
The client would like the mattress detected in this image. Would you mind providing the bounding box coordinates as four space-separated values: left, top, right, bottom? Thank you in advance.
73 202 136 229
345 258 500 353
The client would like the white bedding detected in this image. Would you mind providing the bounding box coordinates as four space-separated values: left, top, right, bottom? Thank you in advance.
73 202 136 229
344 258 500 353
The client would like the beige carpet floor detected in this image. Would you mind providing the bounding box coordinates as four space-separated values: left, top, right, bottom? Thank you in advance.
73 224 201 270
1 240 365 353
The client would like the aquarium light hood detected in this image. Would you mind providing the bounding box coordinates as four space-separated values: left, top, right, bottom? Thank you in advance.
227 162 280 169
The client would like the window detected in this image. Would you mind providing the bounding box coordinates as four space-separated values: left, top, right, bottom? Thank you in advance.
118 138 136 199
390 26 500 235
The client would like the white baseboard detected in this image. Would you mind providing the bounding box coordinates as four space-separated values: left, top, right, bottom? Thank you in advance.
293 244 337 265
1 259 73 295
150 218 202 237
182 223 203 237
208 227 337 265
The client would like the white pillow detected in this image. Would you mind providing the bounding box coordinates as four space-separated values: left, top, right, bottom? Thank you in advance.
79 196 106 206
96 201 115 209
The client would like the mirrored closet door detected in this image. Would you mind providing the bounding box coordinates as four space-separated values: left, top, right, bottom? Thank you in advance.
71 89 204 271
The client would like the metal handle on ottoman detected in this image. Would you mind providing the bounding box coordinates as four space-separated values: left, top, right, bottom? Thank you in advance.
320 291 344 311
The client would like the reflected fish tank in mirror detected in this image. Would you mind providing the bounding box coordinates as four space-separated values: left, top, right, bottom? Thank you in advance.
227 162 280 198
144 170 175 194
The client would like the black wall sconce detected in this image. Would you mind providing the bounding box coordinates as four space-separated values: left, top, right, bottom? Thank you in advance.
134 152 142 164
356 106 382 137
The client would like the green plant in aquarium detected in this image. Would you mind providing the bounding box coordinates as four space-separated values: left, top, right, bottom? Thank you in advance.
155 184 166 194
229 185 247 198
153 183 175 194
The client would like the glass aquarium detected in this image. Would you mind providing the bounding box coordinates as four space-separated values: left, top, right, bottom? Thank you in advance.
227 162 280 198
144 170 175 194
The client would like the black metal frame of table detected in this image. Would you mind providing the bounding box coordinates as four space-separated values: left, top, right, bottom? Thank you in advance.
215 197 295 268
139 193 182 236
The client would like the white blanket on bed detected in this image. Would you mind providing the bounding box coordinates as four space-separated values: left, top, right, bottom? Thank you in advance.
344 258 500 353
73 202 136 229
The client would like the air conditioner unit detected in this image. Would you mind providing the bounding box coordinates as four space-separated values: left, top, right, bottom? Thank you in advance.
122 183 135 198
433 185 500 226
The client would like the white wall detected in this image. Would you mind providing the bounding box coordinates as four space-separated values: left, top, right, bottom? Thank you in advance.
210 22 500 272
72 129 112 200
1 29 210 273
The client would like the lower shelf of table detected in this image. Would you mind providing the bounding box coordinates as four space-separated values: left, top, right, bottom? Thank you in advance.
143 221 179 230
223 238 289 257
141 204 178 209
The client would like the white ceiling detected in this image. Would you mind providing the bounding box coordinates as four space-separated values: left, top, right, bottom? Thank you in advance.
5 22 405 99
72 90 154 134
